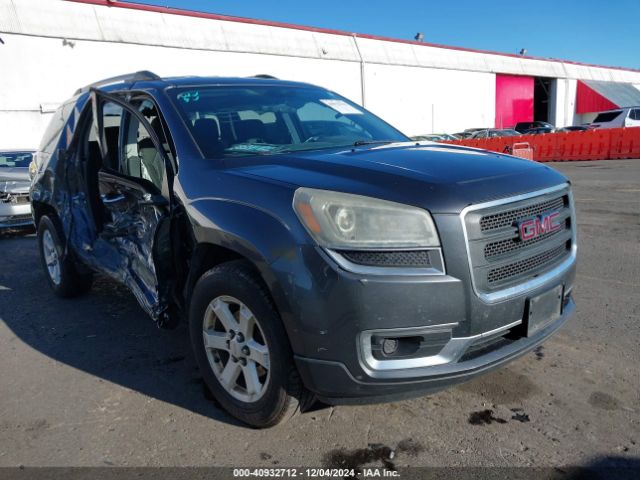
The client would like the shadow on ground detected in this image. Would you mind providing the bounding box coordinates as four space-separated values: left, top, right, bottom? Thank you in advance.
0 234 246 428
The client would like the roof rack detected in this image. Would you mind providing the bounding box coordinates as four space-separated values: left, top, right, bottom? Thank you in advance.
252 74 278 79
74 70 161 95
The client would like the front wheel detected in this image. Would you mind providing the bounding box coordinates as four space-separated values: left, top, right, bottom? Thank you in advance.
189 261 309 427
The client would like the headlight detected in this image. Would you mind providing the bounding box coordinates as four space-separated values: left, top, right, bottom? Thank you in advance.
293 188 440 249
28 159 37 179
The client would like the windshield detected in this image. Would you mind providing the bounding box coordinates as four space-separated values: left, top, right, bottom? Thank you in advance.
0 151 33 168
169 85 408 158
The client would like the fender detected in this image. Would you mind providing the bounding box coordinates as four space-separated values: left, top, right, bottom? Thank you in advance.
185 197 315 352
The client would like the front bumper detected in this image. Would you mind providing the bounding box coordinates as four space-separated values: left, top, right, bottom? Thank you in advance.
0 201 33 229
272 238 576 403
296 297 574 404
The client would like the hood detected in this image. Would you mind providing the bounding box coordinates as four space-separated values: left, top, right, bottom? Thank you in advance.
0 168 30 194
224 142 568 213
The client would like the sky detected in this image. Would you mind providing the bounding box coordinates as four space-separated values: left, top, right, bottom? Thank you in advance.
122 0 640 70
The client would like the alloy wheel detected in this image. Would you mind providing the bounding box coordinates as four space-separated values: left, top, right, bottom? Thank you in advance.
42 229 61 285
202 295 271 403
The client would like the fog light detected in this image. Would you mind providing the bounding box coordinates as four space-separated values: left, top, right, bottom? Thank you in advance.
382 338 399 356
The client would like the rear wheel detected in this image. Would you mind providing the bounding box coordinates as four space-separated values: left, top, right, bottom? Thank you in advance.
37 215 93 297
189 261 308 427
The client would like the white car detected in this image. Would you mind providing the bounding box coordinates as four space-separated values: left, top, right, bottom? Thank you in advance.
590 106 640 129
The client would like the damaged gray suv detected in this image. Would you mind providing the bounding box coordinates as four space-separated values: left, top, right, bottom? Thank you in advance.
31 72 577 427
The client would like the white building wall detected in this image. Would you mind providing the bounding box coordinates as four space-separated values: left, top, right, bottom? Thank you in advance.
564 79 578 126
548 78 578 128
576 112 599 125
2 0 640 148
0 33 363 149
363 64 495 135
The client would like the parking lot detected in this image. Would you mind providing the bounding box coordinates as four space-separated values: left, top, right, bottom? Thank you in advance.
0 159 638 469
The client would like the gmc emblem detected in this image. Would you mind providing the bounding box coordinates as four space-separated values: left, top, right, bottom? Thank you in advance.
518 212 562 241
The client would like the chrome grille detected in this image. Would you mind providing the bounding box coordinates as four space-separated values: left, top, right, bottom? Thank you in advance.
462 184 575 301
487 244 568 284
480 197 565 232
484 228 563 259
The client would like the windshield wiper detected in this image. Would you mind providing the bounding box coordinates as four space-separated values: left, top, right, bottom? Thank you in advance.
352 139 395 146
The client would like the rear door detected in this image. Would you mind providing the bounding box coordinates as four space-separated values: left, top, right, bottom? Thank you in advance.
91 89 176 323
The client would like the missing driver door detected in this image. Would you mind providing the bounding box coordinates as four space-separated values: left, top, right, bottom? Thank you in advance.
90 89 175 322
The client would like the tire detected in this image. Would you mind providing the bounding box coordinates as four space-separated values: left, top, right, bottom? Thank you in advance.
189 260 309 428
37 214 93 298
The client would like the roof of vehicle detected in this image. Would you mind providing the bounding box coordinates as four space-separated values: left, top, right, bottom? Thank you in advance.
74 71 317 96
160 76 313 88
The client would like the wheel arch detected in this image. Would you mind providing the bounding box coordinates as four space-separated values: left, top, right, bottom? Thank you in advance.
183 238 299 347
181 199 307 342
31 200 58 229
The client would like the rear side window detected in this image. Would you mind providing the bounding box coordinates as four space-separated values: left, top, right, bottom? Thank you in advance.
121 110 165 191
97 102 124 171
593 111 622 123
39 101 76 154
630 109 640 120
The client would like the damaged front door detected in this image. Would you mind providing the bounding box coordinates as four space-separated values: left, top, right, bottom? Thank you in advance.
91 90 175 324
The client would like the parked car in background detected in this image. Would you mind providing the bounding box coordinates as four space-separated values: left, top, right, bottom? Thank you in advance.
470 128 521 139
522 127 556 135
514 121 555 133
0 150 34 231
589 107 640 129
453 128 487 139
31 72 577 427
558 126 588 132
411 133 459 142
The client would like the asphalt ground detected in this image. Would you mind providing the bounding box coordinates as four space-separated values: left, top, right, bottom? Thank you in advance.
0 160 638 473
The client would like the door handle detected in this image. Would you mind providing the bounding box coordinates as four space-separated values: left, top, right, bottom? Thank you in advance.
101 193 126 204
